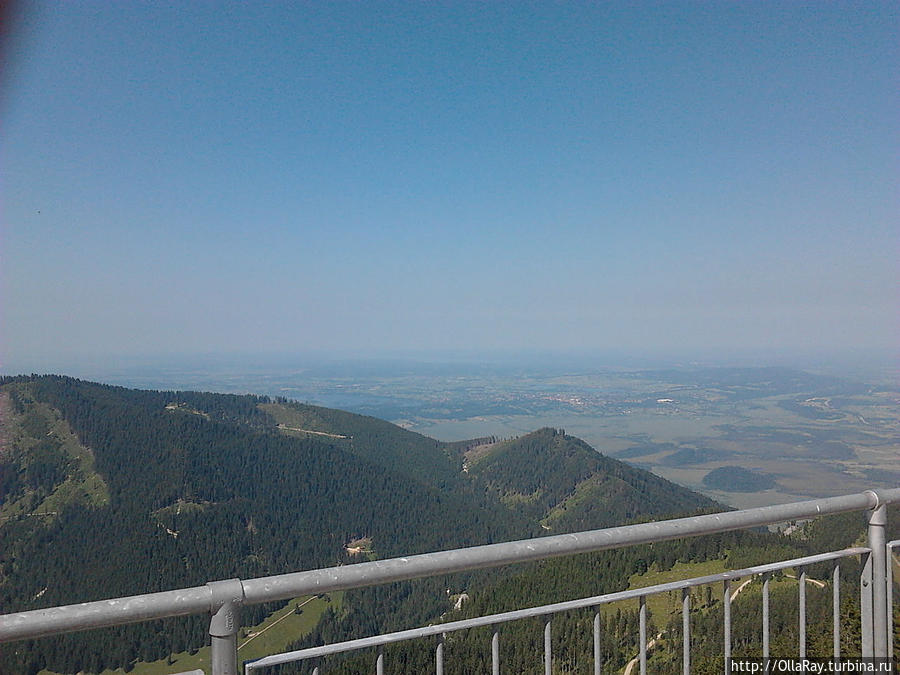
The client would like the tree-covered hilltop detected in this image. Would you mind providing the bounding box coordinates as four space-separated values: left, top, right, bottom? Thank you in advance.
0 375 714 674
466 427 719 530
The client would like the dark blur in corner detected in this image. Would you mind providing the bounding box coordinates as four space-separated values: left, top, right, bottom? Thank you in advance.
0 0 26 114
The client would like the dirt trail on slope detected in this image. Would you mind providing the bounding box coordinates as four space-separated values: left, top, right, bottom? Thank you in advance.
621 577 756 674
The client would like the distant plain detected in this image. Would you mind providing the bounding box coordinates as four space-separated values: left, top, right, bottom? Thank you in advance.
71 359 900 509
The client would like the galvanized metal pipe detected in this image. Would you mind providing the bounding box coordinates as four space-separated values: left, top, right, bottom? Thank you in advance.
832 564 840 659
682 588 690 675
888 540 898 661
436 636 444 675
762 573 770 659
868 504 888 657
0 584 213 643
723 579 731 675
245 548 868 670
237 490 897 608
209 579 243 675
492 630 499 675
544 620 552 675
861 550 873 657
211 626 238 675
639 595 647 675
4 490 897 645
798 566 807 658
593 612 601 675
211 631 238 675
376 648 383 675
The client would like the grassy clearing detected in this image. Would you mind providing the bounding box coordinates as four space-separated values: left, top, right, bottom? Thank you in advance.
151 499 213 527
630 559 727 622
259 402 327 433
608 559 828 627
42 593 343 675
599 559 728 626
259 403 350 441
236 592 343 665
622 564 829 672
0 392 109 522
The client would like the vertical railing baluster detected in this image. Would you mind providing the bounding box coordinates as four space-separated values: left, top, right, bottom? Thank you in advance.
544 620 552 675
887 543 894 660
762 573 770 660
435 634 444 675
723 579 732 675
682 587 690 675
639 595 647 675
861 550 873 657
867 504 888 657
833 563 841 659
208 579 242 675
799 566 807 657
492 630 499 675
312 667 319 675
376 648 384 675
593 611 602 675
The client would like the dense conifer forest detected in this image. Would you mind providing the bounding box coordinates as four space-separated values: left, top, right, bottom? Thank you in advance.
0 375 894 674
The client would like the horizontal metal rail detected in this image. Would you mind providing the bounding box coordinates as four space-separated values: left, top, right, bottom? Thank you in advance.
0 488 897 673
0 585 215 642
237 489 898 605
2 489 898 643
245 547 870 670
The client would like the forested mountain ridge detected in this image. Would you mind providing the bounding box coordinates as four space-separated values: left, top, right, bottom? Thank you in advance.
0 376 522 673
0 375 717 674
259 403 719 529
466 427 719 530
259 399 467 490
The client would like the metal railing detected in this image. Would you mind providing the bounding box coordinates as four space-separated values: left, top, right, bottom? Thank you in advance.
1 488 898 675
247 547 870 675
888 538 900 662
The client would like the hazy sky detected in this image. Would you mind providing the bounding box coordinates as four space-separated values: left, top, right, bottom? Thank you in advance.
2 2 897 370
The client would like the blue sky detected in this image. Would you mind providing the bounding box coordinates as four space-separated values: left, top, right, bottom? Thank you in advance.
2 2 897 370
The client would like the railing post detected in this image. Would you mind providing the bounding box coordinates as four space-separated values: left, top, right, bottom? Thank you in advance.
436 634 444 675
867 502 888 657
544 620 552 675
888 542 895 660
593 611 602 675
208 579 244 675
798 566 807 657
762 573 770 660
832 564 840 659
861 550 873 657
682 588 690 675
492 629 500 675
723 579 731 675
639 595 647 675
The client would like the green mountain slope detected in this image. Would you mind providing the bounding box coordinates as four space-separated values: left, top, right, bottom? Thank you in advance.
0 375 717 675
0 388 108 523
466 427 718 530
259 400 465 490
0 376 522 673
